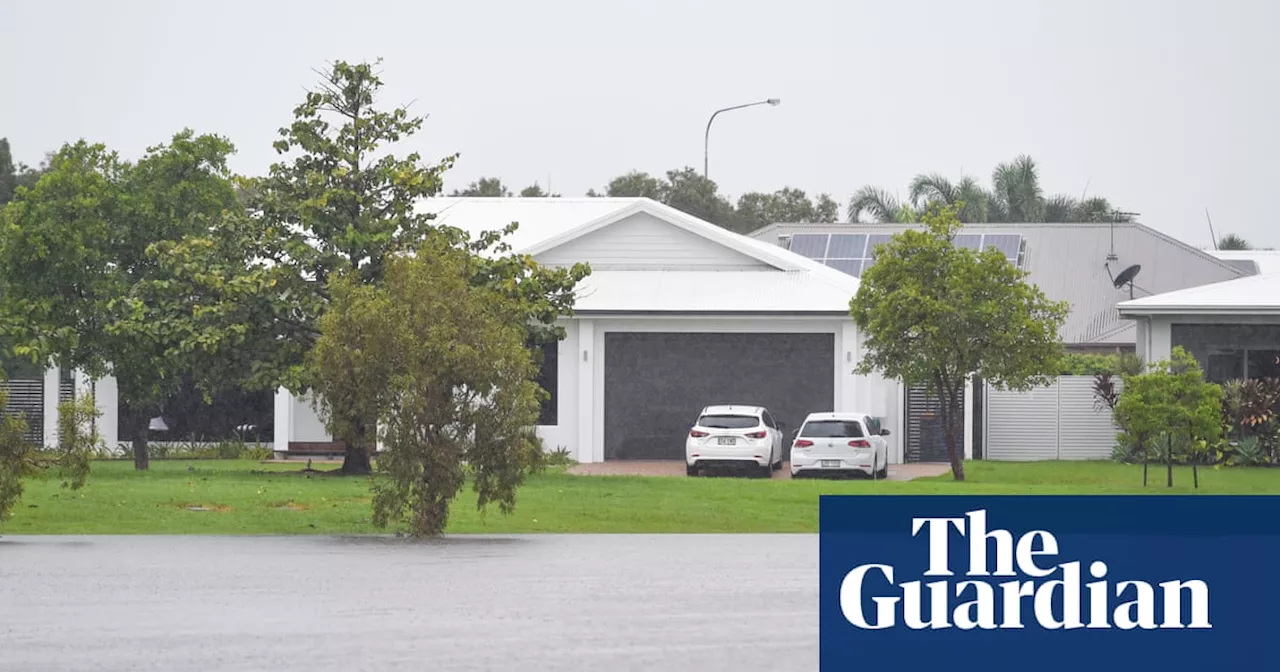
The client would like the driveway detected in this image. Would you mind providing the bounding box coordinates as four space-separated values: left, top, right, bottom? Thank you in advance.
569 460 951 481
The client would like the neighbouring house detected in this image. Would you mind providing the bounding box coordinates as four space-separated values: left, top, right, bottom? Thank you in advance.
1206 249 1280 276
1118 271 1280 383
275 197 904 464
746 220 1252 462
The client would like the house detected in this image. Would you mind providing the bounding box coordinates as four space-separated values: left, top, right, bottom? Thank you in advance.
275 197 903 464
746 220 1251 461
1117 271 1280 383
1207 249 1280 276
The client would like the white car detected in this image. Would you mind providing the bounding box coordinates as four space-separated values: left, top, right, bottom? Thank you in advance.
789 412 891 479
684 405 785 477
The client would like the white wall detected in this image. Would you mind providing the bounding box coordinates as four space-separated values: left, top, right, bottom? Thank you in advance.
535 212 769 271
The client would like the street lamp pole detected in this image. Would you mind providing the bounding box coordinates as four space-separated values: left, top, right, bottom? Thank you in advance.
703 98 780 179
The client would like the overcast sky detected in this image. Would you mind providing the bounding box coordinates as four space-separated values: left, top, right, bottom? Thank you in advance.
2 0 1276 247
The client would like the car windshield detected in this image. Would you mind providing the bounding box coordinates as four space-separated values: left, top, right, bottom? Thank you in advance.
697 414 760 429
800 420 864 438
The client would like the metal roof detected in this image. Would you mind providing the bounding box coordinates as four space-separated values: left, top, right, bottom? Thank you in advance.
1207 249 1280 275
1118 272 1280 315
748 221 1249 345
420 197 860 315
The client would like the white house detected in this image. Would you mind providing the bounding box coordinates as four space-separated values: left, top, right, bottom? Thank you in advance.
275 197 909 464
1118 271 1280 382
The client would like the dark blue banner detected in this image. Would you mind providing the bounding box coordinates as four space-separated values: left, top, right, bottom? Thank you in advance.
819 495 1280 671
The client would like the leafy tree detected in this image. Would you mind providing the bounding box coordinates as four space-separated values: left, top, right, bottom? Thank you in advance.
0 131 239 469
450 176 511 197
144 60 586 476
0 390 98 528
1112 363 1167 486
909 174 988 223
0 139 50 208
519 182 560 197
1114 348 1222 487
736 187 841 231
312 232 546 536
849 203 1069 480
1217 233 1252 250
849 186 916 224
595 171 663 199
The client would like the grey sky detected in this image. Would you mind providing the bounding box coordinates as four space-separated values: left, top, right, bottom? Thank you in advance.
2 0 1276 247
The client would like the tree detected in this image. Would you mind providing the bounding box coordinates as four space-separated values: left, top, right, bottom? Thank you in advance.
849 203 1069 480
595 171 663 199
849 155 1134 224
1217 233 1252 250
0 131 239 470
736 187 841 231
143 60 587 476
0 388 97 528
519 182 560 197
0 139 50 208
312 231 548 536
450 176 511 197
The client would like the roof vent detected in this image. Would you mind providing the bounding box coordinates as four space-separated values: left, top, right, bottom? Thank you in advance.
777 233 792 249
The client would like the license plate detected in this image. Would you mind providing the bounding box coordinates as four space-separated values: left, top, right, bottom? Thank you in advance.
717 437 736 446
821 459 841 468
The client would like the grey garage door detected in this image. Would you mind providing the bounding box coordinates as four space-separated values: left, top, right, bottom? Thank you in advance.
603 332 835 460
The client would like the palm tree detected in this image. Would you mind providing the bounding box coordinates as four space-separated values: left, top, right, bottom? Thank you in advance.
908 173 989 222
1217 233 1252 250
848 186 916 223
847 154 1134 224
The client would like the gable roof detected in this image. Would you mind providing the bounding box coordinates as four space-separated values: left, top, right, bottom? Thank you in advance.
422 197 861 314
746 221 1249 345
1117 272 1280 316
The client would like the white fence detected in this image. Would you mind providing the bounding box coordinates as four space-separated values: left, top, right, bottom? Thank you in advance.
984 375 1120 461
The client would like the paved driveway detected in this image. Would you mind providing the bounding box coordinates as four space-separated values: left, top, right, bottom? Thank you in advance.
569 460 950 481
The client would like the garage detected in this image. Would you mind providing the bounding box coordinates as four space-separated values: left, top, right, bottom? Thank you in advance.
602 332 835 459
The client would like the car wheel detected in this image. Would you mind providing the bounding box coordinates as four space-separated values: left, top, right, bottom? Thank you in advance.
759 463 773 479
876 454 889 479
686 464 699 477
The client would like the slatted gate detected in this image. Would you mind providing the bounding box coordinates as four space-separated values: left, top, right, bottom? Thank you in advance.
904 384 963 463
1 378 44 444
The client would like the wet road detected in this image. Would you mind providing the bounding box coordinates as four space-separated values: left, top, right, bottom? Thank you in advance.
0 535 818 671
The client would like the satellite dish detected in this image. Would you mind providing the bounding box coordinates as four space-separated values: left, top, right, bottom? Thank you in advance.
1113 264 1141 299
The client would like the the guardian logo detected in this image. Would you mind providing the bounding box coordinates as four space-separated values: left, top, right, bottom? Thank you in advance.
840 509 1212 631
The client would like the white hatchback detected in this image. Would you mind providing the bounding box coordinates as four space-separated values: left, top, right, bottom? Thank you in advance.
789 412 891 479
684 405 785 477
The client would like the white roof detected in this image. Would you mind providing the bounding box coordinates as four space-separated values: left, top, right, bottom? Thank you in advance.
1117 272 1280 316
1207 249 1280 275
700 405 766 415
421 197 860 314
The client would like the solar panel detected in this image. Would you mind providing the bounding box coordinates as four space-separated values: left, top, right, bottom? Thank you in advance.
953 234 982 251
825 259 862 276
826 234 867 259
864 234 893 258
982 234 1022 260
788 233 830 259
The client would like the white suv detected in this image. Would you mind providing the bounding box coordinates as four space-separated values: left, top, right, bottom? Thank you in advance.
789 412 890 479
685 405 785 477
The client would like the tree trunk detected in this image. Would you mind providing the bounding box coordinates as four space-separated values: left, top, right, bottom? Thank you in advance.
937 386 965 482
1141 436 1148 487
131 411 150 471
1166 434 1173 488
1193 460 1199 489
340 418 373 475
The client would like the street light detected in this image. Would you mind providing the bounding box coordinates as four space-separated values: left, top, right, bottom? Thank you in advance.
703 98 780 179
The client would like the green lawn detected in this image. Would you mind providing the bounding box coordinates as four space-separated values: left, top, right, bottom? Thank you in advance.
4 459 1280 535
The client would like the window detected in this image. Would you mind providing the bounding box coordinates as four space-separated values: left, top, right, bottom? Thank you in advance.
865 417 881 436
1248 350 1280 380
762 410 777 429
535 340 558 426
799 420 865 438
1207 349 1245 383
697 414 761 429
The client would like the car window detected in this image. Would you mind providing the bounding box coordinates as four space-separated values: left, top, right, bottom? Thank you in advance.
762 411 776 429
697 414 761 429
866 417 880 435
799 420 865 438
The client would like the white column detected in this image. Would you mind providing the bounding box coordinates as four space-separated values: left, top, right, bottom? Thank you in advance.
273 387 292 454
1149 316 1173 364
95 375 119 453
963 377 974 460
42 365 60 448
577 320 595 463
839 323 858 412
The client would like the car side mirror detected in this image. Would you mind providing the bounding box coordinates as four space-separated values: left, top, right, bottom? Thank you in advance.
880 429 891 436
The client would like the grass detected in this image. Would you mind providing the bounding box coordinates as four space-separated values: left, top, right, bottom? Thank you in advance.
4 459 1280 535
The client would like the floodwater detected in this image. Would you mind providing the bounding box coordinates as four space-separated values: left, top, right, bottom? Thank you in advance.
0 535 819 671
